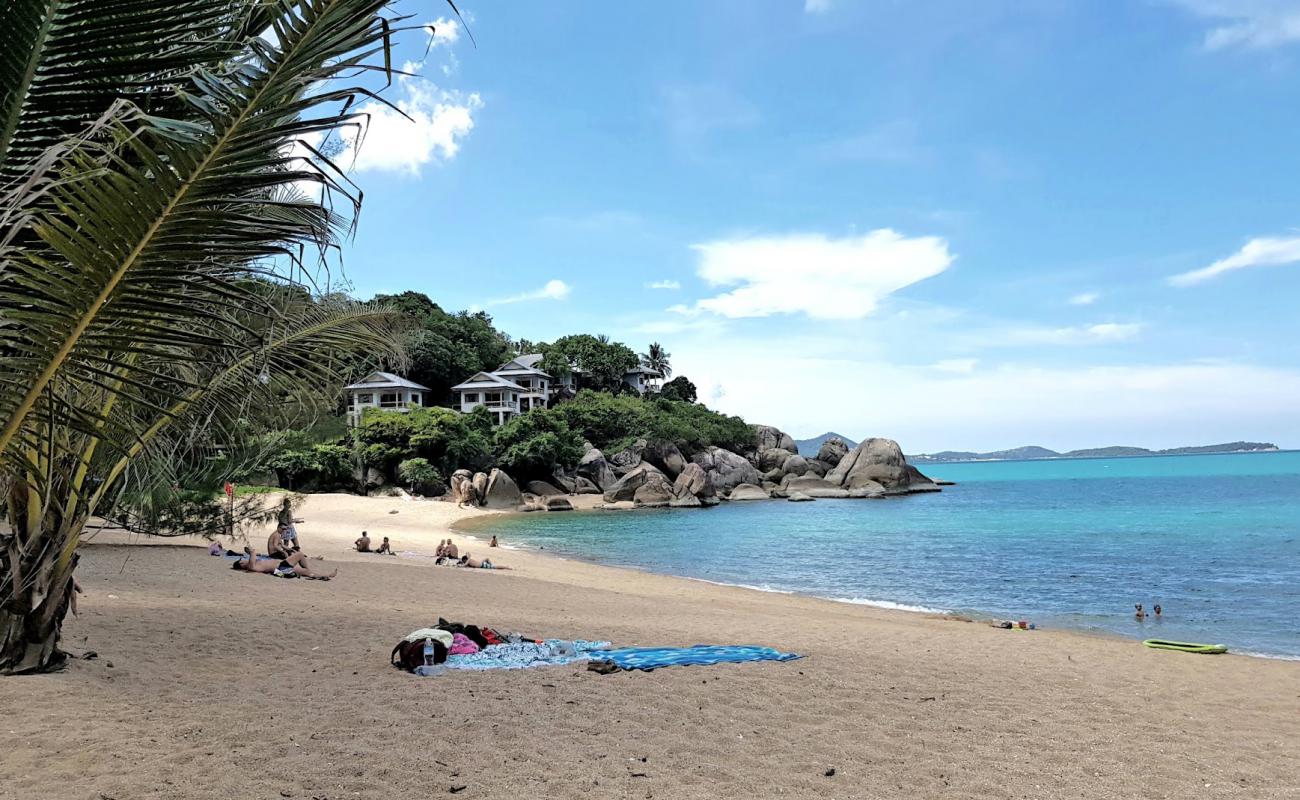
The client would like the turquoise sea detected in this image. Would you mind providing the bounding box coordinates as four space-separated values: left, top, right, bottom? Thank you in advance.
472 451 1300 659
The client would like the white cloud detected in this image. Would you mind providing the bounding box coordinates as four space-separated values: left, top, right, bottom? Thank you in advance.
1169 1 1300 50
668 337 1300 451
489 279 571 306
426 17 460 48
1167 234 1300 286
932 358 979 374
341 66 481 176
994 322 1143 346
685 229 953 320
1068 291 1100 306
805 0 832 13
646 280 681 290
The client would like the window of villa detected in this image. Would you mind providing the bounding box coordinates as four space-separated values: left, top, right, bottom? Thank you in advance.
357 393 373 404
380 393 399 407
465 393 478 402
409 394 422 406
485 392 501 403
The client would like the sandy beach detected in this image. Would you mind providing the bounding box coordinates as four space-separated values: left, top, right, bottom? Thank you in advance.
2 492 1297 800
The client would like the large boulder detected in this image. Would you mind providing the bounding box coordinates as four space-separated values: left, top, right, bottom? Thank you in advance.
754 425 797 454
816 437 850 466
633 474 674 507
781 475 852 498
573 476 601 495
550 469 577 493
672 462 714 500
904 464 942 493
669 493 703 508
826 437 934 493
757 448 793 473
602 462 668 503
576 444 617 491
728 483 770 501
450 469 475 504
788 492 815 502
545 495 575 512
804 459 828 478
608 438 647 476
644 441 687 478
525 480 564 497
482 468 524 510
781 454 810 477
691 447 764 494
471 471 489 506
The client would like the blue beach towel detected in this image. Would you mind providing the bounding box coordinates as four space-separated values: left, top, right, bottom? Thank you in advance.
592 645 802 671
443 640 612 671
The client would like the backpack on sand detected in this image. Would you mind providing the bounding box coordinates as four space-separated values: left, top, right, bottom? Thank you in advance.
390 638 447 671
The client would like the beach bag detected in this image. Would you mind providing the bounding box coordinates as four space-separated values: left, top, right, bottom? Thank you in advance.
391 637 447 672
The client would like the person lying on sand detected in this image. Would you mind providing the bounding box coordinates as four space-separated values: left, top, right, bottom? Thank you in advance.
375 536 396 556
354 532 371 552
458 553 511 570
232 547 336 580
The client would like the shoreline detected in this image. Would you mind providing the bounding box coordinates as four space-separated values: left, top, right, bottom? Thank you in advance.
459 497 1299 661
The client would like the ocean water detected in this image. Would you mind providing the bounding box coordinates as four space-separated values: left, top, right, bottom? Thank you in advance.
471 451 1300 659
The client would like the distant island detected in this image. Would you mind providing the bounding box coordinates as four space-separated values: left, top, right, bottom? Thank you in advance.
907 441 1280 464
795 432 859 458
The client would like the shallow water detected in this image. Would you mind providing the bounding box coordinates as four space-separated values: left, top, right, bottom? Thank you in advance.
475 451 1300 659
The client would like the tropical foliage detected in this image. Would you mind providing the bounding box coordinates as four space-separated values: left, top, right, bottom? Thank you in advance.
640 342 672 379
538 334 639 394
659 375 698 403
0 0 431 673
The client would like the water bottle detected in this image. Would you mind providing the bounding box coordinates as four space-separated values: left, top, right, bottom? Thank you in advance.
422 637 435 666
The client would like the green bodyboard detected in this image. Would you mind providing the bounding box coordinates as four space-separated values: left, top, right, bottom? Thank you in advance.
1143 639 1228 654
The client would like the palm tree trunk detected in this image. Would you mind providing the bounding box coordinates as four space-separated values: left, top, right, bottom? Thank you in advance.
1 479 77 674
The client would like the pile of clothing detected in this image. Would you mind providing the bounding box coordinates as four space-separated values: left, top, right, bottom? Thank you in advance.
392 619 803 675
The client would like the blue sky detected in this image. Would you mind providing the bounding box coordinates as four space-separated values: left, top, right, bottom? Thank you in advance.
329 0 1300 451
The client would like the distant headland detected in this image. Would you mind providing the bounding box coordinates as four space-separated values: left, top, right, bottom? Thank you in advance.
904 441 1280 464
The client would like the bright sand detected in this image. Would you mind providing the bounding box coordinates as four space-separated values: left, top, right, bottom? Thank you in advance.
1 492 1297 799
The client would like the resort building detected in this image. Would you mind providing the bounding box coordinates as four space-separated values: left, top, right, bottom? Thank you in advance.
451 371 527 426
449 354 663 425
344 371 430 425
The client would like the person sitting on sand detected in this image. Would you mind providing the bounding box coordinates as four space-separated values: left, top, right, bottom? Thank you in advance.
231 547 336 580
1134 603 1146 620
354 531 372 552
267 525 295 560
435 539 447 558
489 535 498 548
444 540 458 559
375 536 396 556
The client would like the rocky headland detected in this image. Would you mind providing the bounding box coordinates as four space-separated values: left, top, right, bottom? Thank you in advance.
446 425 940 512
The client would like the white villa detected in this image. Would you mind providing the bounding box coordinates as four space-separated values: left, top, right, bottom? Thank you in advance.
451 353 662 425
344 371 430 425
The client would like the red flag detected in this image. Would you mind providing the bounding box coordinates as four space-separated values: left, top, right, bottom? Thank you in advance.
223 482 235 498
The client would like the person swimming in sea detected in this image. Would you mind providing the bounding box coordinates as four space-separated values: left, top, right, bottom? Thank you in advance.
1134 603 1146 620
1153 604 1162 618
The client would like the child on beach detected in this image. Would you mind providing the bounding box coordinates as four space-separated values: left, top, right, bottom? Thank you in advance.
375 537 396 555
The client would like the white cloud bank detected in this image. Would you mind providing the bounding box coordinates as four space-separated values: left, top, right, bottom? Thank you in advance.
686 229 953 320
489 279 571 306
670 341 1300 451
426 17 460 47
1068 291 1100 306
1170 0 1300 50
646 279 681 290
1168 234 1300 286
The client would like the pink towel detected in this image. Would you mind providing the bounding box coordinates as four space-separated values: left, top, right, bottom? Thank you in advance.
449 633 479 656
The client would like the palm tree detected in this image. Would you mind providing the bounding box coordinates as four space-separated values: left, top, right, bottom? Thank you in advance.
641 342 672 379
0 0 446 673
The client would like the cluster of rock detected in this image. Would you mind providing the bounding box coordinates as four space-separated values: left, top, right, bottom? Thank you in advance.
450 468 573 513
448 425 938 512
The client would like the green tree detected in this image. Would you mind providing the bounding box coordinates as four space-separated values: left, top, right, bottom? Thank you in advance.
542 334 639 394
493 409 585 479
397 458 443 495
659 375 697 403
640 342 673 379
0 0 434 673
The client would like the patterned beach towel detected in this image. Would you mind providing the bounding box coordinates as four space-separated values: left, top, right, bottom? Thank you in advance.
590 645 802 672
443 640 611 671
